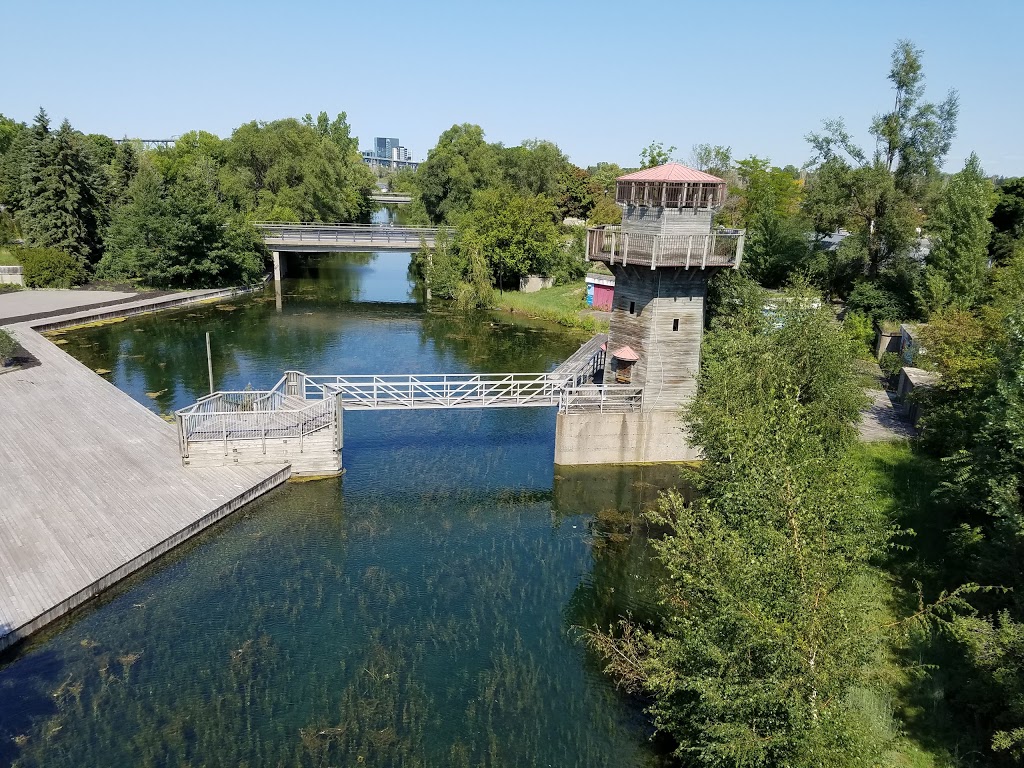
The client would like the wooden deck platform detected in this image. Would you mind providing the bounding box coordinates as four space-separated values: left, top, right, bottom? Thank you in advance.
0 310 289 652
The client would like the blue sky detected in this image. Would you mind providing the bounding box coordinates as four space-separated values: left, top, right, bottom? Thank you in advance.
5 0 1022 175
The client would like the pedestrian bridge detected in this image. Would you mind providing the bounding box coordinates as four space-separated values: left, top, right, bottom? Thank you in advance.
256 222 438 253
175 336 644 474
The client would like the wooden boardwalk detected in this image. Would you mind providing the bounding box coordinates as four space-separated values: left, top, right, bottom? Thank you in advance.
0 302 289 652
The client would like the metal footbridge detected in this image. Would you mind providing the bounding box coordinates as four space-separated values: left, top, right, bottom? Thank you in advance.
174 335 637 472
257 222 439 252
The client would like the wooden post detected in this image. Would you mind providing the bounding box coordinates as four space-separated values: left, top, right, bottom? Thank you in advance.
206 332 214 394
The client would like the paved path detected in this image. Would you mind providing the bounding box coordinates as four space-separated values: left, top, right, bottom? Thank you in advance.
859 386 916 442
0 289 140 324
0 286 287 651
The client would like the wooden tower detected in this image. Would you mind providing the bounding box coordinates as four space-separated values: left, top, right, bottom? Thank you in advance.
555 163 744 464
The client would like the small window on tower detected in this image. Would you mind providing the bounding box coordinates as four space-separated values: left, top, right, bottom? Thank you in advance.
672 318 680 331
629 301 636 315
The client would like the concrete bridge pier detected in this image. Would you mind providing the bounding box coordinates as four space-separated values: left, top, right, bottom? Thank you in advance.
272 251 285 282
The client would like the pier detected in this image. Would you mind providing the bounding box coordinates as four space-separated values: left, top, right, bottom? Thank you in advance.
0 293 290 652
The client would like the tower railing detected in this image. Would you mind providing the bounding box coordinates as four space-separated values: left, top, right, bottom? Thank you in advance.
586 226 744 269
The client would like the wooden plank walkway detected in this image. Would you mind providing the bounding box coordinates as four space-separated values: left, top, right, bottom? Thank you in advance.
0 300 289 651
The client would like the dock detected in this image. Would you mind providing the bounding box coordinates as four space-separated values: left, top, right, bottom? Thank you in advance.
0 289 289 652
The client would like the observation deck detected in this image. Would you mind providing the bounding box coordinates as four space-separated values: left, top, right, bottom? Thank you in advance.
586 225 744 270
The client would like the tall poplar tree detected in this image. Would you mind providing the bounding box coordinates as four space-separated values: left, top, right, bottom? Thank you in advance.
922 152 995 311
587 295 899 767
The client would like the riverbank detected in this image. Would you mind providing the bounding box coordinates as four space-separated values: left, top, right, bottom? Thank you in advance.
491 282 609 333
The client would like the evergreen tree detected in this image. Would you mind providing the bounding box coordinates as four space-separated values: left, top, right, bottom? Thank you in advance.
18 112 103 263
99 157 262 288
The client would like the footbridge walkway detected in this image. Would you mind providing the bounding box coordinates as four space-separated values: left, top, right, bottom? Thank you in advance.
257 222 439 253
176 335 637 474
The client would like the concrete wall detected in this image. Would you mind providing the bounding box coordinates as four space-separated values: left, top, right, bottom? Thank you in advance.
554 410 700 465
875 330 901 360
519 275 554 293
606 266 707 409
183 431 341 476
0 265 23 285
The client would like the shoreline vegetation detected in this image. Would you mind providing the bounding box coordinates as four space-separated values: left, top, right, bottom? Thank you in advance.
490 281 606 334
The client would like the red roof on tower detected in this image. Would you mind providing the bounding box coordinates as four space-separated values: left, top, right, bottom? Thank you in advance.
610 345 640 362
617 163 725 184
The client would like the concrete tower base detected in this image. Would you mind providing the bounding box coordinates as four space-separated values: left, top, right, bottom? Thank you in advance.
553 410 700 465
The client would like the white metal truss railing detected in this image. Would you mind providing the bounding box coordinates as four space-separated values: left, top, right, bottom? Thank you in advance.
550 333 607 388
175 386 335 456
303 373 571 410
175 368 648 456
558 384 644 413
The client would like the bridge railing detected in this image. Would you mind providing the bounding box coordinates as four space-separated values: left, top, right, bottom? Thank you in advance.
175 388 335 455
304 372 571 410
551 333 607 387
559 384 644 413
255 222 439 248
587 226 744 269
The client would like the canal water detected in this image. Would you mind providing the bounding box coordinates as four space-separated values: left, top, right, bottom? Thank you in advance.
0 251 682 767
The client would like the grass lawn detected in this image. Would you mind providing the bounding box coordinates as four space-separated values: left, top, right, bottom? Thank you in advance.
853 440 984 768
0 248 21 266
491 281 608 333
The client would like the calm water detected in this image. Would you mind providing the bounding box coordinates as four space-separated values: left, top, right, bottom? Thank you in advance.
0 252 681 767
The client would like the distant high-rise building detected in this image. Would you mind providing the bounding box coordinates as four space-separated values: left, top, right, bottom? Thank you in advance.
375 137 400 160
390 145 410 162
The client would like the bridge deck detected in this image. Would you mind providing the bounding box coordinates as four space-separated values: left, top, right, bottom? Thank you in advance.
257 222 437 252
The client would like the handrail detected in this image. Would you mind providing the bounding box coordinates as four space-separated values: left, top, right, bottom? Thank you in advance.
254 221 439 233
175 368 646 455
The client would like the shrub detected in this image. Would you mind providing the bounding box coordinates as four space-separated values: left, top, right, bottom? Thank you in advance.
843 310 876 357
879 351 904 380
19 247 88 288
0 328 16 363
0 283 23 294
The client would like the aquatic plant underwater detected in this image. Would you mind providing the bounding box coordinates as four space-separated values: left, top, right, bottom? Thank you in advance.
0 253 683 766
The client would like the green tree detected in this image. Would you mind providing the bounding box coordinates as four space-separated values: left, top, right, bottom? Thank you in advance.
990 177 1024 265
639 141 675 168
416 124 500 224
224 117 374 222
302 111 359 157
587 194 622 227
99 157 263 288
18 112 104 263
922 152 995 311
500 139 567 197
587 162 626 196
556 164 596 220
804 40 958 277
689 143 732 177
733 157 810 287
588 296 896 767
458 187 562 290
